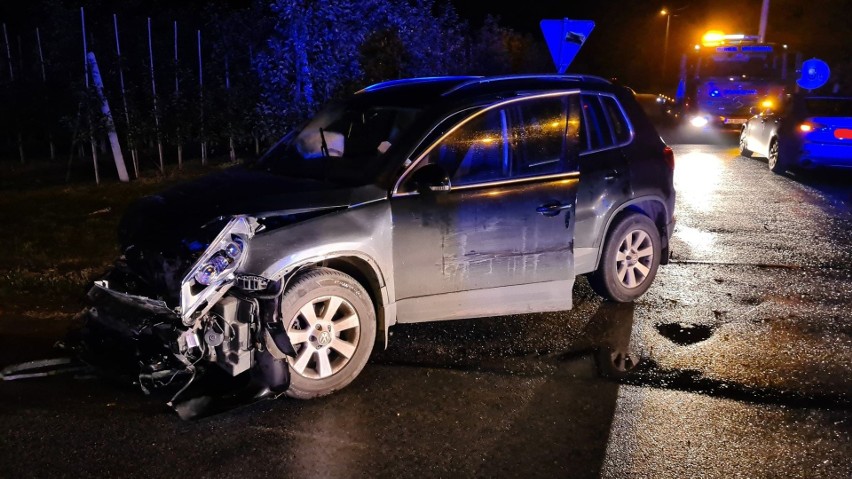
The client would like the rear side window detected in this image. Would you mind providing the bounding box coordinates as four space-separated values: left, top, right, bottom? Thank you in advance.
803 98 852 116
511 94 581 177
601 96 632 144
580 94 632 151
581 95 613 150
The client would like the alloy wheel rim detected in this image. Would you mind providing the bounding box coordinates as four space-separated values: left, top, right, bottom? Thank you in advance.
768 142 778 168
286 295 361 380
615 229 654 289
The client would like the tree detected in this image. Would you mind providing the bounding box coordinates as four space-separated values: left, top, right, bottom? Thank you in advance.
253 0 469 138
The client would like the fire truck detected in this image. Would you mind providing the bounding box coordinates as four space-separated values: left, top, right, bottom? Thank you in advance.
676 31 792 130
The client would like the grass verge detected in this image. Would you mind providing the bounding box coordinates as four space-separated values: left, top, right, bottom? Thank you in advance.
0 160 224 320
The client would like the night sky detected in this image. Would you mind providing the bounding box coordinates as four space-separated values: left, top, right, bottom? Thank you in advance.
451 0 852 89
2 0 851 89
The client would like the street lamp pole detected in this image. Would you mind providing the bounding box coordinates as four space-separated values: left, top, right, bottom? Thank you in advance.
758 0 770 43
661 9 671 78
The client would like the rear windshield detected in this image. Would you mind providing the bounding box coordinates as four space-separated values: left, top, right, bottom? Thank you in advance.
804 99 852 116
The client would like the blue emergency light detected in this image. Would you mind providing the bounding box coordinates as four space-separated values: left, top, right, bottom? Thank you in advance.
742 45 773 52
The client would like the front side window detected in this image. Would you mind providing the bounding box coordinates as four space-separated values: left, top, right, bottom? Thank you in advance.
400 93 580 192
421 108 511 186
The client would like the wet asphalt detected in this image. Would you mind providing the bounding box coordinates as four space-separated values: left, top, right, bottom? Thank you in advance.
1 134 851 478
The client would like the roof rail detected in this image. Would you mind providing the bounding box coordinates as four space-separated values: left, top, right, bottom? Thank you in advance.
357 76 482 94
441 74 611 96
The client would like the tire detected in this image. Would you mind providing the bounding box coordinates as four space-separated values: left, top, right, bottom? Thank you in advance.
767 139 785 174
739 128 753 158
589 214 662 303
280 268 376 399
596 347 640 380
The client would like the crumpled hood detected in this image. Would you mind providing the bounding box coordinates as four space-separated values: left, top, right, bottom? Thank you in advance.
119 165 384 250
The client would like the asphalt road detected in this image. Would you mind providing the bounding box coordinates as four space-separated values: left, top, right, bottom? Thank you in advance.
2 137 851 478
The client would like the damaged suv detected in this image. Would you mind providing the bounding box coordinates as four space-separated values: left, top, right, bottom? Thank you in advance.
79 74 675 416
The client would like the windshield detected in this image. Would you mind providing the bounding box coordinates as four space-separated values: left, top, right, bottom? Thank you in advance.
254 101 422 185
699 55 778 79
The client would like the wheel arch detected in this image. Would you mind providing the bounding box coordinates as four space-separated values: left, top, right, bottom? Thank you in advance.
274 252 393 350
594 197 671 270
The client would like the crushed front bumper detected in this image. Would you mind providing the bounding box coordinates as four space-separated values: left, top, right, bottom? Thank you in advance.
75 281 288 420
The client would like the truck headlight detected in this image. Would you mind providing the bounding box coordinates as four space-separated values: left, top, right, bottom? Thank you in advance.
690 115 709 128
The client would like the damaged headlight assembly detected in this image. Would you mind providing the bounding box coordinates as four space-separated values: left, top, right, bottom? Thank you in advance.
77 214 298 419
179 216 257 325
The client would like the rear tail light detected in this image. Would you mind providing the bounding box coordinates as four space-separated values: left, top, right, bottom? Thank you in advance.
663 146 675 170
798 121 824 133
835 128 852 140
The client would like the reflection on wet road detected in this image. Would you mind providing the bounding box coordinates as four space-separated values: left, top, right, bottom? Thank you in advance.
1 142 851 477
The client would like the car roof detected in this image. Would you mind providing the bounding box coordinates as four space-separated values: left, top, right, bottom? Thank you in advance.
354 74 619 107
799 95 852 101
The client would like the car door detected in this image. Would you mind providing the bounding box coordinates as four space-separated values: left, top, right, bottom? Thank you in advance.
390 93 581 323
573 93 633 274
754 108 780 154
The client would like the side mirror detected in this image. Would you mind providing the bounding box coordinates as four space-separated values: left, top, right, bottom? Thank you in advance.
411 163 451 193
749 106 758 116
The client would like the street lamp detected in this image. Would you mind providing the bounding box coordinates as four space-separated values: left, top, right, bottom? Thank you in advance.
660 8 671 78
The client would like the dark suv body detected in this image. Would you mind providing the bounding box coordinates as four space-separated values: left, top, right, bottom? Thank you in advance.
80 74 675 414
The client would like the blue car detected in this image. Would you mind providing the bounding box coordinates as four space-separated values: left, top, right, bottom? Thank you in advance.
739 94 852 173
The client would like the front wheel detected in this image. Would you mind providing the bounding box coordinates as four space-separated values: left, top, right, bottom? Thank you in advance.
281 268 376 399
589 214 662 303
739 128 753 158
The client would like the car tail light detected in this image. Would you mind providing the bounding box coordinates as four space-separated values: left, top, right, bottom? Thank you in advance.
663 146 675 170
798 121 825 133
834 128 852 140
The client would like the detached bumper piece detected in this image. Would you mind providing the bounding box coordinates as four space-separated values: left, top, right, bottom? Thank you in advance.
76 282 291 420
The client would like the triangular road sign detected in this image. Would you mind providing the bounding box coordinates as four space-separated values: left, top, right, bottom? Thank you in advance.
540 19 595 74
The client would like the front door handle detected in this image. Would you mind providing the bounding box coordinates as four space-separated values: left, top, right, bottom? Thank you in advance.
537 201 573 217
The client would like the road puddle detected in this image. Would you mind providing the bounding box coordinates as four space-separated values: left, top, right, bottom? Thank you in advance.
655 322 714 345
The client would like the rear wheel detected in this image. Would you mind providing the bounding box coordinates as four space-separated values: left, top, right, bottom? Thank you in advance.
739 127 753 158
281 268 376 399
589 214 662 303
767 139 785 173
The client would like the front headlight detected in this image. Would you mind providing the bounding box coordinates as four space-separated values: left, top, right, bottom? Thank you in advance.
180 216 257 324
193 237 245 286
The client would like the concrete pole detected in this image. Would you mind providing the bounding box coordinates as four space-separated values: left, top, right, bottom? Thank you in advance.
148 18 165 173
88 52 129 182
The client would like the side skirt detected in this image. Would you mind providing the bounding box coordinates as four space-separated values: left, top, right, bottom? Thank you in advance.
394 279 574 324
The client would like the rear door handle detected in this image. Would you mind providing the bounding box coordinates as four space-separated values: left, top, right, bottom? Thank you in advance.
537 201 573 217
604 170 621 181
